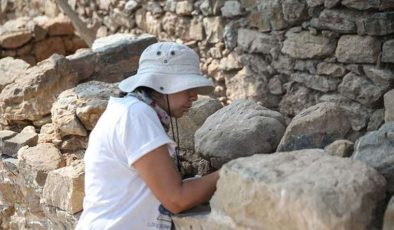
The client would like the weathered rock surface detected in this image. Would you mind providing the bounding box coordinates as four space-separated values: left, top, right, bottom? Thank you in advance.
311 9 360 34
282 31 337 59
291 72 340 93
0 54 79 122
277 102 353 151
175 150 386 230
335 35 382 63
0 17 32 49
338 72 385 106
316 62 346 77
0 57 30 92
385 90 394 123
324 139 354 157
195 100 286 168
41 14 74 36
51 81 119 137
237 28 279 54
384 196 394 230
382 39 394 63
175 97 223 150
353 122 394 193
2 132 38 157
42 160 84 214
357 12 394 36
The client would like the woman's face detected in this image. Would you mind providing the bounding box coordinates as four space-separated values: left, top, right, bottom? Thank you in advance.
157 89 198 118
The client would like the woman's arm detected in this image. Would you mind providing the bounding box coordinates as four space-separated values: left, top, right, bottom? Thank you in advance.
133 145 219 214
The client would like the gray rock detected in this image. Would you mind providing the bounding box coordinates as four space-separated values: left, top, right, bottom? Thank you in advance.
338 72 385 106
221 1 243 18
317 62 347 77
368 109 385 131
203 17 224 43
335 35 382 64
382 40 394 63
282 31 337 59
195 100 286 168
164 0 177 12
311 9 361 34
0 130 17 150
271 55 295 75
325 0 341 8
237 28 279 54
43 206 80 230
277 102 353 151
219 52 242 71
211 150 386 230
279 83 320 118
124 0 140 13
294 60 318 74
357 12 394 36
268 75 286 95
281 0 308 25
3 132 38 158
306 0 324 7
0 17 32 49
324 139 354 157
255 0 288 31
353 122 394 193
291 72 341 93
342 0 380 9
363 66 394 91
173 97 223 151
199 0 225 16
385 90 394 123
319 93 372 132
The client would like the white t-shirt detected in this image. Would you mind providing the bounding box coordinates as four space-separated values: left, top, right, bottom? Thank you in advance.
76 96 176 230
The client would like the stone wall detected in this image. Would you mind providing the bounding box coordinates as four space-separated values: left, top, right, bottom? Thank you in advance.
9 0 393 126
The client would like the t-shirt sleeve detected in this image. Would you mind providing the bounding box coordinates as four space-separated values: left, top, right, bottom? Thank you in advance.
118 103 176 167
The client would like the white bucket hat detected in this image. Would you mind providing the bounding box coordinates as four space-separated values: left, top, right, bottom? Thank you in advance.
119 42 214 95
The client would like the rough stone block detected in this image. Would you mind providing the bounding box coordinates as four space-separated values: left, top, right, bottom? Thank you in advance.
2 132 38 157
335 35 382 63
385 90 394 123
382 40 394 63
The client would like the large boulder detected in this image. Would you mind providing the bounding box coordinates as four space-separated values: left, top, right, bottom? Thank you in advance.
0 54 79 122
277 102 353 151
352 122 394 193
174 149 386 230
51 81 120 138
195 100 286 168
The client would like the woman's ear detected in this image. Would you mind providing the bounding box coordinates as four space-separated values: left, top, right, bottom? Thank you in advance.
151 91 166 103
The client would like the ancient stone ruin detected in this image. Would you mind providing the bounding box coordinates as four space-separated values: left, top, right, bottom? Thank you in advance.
0 0 393 229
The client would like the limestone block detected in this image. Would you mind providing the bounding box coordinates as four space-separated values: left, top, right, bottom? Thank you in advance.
357 12 394 36
0 57 30 92
291 72 341 93
382 40 394 63
43 205 80 230
51 81 119 137
0 17 32 49
335 35 382 63
34 37 66 61
277 102 353 151
221 1 243 18
311 9 360 34
189 17 204 41
385 90 394 123
18 143 64 190
203 17 224 43
0 54 79 122
161 12 177 35
282 31 337 59
0 158 23 205
2 132 38 157
338 72 385 106
317 62 346 77
353 122 394 193
237 28 279 54
66 49 96 82
42 160 84 214
42 15 74 36
195 100 286 168
211 150 386 230
324 139 354 157
363 66 394 91
0 130 17 149
176 1 194 16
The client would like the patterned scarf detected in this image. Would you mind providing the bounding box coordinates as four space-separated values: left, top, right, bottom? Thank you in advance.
127 89 171 132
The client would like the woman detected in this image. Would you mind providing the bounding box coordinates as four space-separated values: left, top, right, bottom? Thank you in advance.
76 42 219 229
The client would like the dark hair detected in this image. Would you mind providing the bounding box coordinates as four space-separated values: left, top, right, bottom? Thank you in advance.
118 86 160 98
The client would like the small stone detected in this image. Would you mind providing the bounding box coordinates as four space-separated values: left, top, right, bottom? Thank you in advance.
317 62 346 77
385 90 394 123
0 130 17 149
3 132 38 157
219 52 242 71
176 1 194 16
382 40 394 63
357 12 394 36
367 109 384 131
268 75 285 95
203 17 224 43
221 1 243 18
335 35 382 64
291 72 340 93
324 139 354 157
237 28 279 54
363 66 394 91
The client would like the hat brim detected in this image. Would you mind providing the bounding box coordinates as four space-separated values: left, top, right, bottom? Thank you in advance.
119 73 214 95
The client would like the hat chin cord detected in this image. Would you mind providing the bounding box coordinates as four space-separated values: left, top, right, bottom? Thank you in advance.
166 95 181 172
